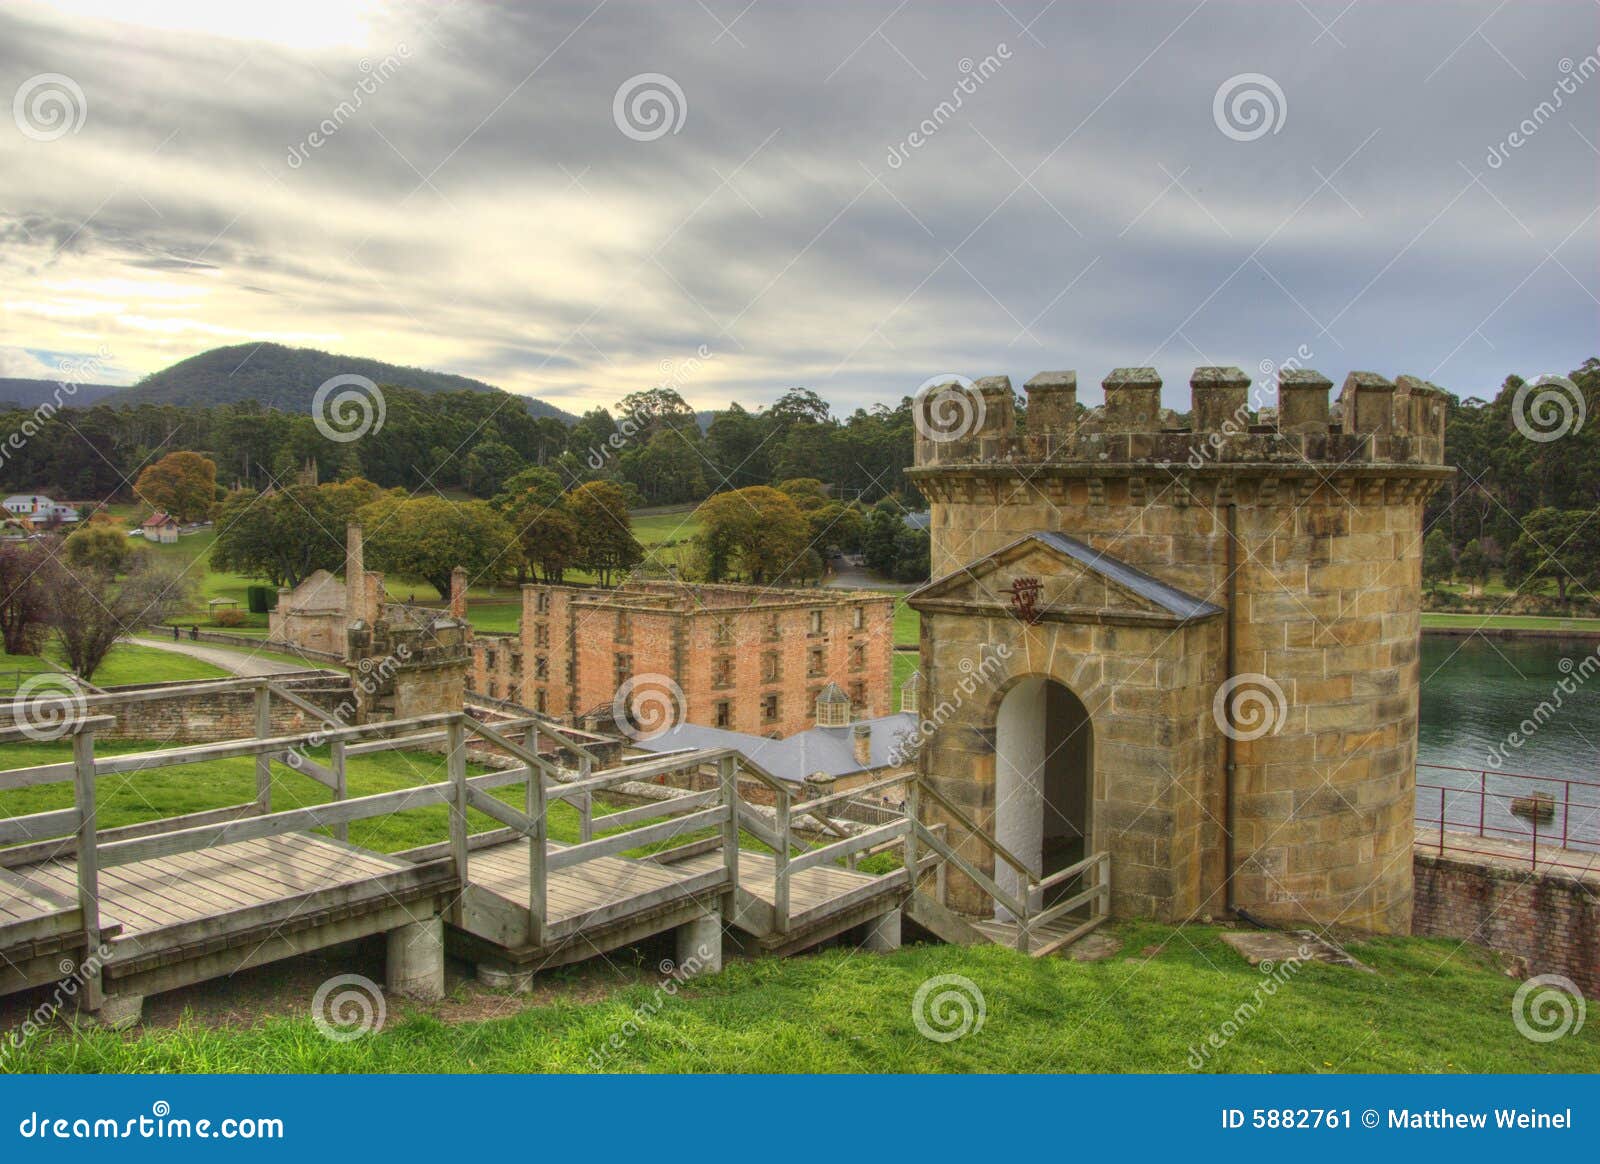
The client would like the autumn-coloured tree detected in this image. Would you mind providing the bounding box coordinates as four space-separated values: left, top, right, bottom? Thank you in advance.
135 451 218 523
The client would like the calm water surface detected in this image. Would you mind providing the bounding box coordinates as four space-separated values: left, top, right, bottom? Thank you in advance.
1417 635 1600 849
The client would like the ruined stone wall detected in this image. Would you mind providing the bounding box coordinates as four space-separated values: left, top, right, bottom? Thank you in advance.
1413 847 1599 998
87 675 354 742
909 366 1451 934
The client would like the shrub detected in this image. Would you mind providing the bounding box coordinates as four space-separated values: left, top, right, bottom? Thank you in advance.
212 609 248 627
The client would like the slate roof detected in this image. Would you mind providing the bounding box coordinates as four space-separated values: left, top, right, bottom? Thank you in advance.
1030 530 1223 622
632 712 919 785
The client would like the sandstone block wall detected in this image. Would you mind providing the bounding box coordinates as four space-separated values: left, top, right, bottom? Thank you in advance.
908 366 1452 934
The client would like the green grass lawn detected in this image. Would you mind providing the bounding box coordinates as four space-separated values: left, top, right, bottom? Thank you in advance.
7 921 1592 1073
0 738 617 855
893 651 919 705
892 600 919 646
1 642 229 694
1421 612 1600 631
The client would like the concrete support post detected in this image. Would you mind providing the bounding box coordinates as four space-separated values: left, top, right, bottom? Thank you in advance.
386 914 445 1001
861 907 903 952
84 992 144 1030
675 911 723 977
476 962 534 993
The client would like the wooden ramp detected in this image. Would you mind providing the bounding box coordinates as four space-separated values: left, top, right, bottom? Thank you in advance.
14 834 449 1003
0 698 489 1024
670 849 909 955
450 837 730 975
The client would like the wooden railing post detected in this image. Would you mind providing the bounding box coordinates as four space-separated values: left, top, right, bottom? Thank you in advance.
446 717 468 925
71 725 103 1011
578 753 593 844
253 681 271 813
773 784 792 933
719 754 739 924
527 749 547 948
330 739 348 843
904 779 921 892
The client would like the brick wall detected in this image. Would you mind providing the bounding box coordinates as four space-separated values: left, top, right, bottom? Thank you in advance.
1413 848 1599 998
470 582 896 736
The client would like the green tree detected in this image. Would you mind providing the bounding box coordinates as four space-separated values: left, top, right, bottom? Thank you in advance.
62 524 138 575
1422 529 1454 594
566 480 643 586
359 496 522 598
692 486 812 584
1457 538 1489 596
462 440 525 498
1504 508 1598 609
777 478 828 511
210 479 383 588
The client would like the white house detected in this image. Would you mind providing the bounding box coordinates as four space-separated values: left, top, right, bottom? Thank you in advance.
1 494 80 524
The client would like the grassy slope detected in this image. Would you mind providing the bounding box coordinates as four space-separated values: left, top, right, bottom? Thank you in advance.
0 739 595 854
9 923 1594 1073
1 643 228 693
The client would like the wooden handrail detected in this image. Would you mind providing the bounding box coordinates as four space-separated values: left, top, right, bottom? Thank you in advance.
912 775 1036 880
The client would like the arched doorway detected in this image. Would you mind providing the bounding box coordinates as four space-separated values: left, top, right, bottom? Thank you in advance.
993 677 1093 919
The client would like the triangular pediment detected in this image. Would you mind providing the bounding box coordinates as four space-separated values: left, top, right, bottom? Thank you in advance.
907 531 1223 627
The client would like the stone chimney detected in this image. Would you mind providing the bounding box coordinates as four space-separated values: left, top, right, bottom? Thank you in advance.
852 722 872 769
450 566 468 621
346 522 367 624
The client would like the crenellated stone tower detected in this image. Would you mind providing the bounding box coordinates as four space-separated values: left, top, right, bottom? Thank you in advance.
906 367 1452 934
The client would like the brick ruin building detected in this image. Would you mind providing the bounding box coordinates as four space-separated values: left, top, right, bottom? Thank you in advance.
269 523 473 719
906 367 1451 934
471 581 896 738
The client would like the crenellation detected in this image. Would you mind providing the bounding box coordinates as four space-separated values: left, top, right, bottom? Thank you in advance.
1101 367 1162 432
913 365 1449 472
1023 370 1077 432
1189 365 1250 432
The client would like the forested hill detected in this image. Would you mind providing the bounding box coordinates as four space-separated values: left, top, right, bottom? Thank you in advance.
104 342 576 423
0 378 126 410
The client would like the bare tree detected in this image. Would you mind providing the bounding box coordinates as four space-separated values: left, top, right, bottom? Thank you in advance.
0 538 54 655
46 556 195 681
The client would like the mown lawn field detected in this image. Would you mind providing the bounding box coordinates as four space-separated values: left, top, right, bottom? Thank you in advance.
1 643 229 694
4 922 1592 1073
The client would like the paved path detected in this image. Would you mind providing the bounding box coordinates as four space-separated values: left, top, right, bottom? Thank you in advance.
129 636 328 678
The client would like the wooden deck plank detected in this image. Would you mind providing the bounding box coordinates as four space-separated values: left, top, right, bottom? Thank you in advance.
465 838 703 926
20 832 413 940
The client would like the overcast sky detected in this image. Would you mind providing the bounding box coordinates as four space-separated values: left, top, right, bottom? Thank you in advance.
1 0 1596 415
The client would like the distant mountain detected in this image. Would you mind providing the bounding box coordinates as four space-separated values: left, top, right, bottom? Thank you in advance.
0 378 126 410
104 343 577 424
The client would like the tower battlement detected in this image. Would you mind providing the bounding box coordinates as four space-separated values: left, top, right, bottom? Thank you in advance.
911 366 1449 470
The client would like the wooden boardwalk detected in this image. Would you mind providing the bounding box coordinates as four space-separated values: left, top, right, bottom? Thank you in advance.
672 849 910 954
1 674 1113 1025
